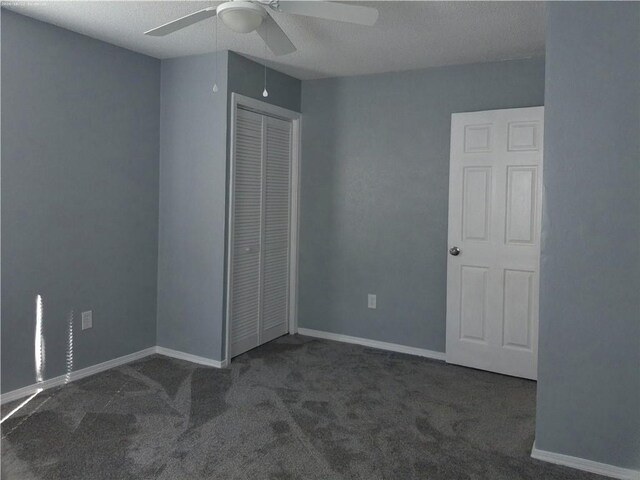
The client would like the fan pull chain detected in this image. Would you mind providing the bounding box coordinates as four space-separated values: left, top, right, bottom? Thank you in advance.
263 24 269 97
212 17 219 93
263 64 268 97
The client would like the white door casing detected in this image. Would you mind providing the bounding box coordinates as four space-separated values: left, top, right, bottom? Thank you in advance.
446 107 543 380
227 94 300 361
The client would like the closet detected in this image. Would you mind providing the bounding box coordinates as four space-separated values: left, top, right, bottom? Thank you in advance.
228 105 294 358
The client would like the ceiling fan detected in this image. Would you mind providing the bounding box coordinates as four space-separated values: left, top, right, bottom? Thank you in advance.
144 1 379 56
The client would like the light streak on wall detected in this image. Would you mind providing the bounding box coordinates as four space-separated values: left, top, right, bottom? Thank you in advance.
34 294 46 383
65 310 74 384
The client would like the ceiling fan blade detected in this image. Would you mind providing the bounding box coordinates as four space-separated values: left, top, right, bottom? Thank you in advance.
276 1 378 26
145 7 218 36
256 14 297 56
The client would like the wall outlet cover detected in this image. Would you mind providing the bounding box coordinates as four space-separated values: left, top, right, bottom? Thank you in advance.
368 294 377 309
81 310 92 330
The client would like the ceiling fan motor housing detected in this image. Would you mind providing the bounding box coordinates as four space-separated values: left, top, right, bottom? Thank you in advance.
217 1 267 34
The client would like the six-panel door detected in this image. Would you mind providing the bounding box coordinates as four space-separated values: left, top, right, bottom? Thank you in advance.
446 107 544 380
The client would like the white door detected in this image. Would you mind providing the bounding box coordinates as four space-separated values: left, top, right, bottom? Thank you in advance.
446 107 543 380
260 116 293 345
229 108 292 357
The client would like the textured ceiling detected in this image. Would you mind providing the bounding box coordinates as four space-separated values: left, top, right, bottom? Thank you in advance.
4 1 545 80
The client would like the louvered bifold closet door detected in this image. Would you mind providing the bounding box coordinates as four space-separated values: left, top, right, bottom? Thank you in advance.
260 116 292 344
230 108 264 357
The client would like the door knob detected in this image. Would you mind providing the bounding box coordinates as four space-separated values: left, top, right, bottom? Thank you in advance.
449 246 461 256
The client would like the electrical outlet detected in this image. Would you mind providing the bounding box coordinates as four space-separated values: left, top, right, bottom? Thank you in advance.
367 294 377 309
81 310 92 330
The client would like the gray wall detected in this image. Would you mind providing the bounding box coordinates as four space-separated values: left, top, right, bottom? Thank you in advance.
156 51 229 361
536 2 640 469
156 51 301 361
227 51 301 112
299 58 545 352
1 11 160 393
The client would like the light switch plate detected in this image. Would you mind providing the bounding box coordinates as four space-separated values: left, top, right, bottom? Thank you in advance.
367 294 377 309
82 310 92 330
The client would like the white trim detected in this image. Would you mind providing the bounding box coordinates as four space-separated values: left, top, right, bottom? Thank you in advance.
224 96 236 369
288 115 301 336
297 328 447 362
231 93 300 122
531 442 640 480
0 347 156 405
225 93 301 366
155 346 228 369
1 346 229 405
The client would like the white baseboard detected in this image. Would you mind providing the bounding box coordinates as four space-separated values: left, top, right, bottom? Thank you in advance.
1 346 227 405
297 328 446 362
155 346 228 369
531 442 640 480
0 347 156 405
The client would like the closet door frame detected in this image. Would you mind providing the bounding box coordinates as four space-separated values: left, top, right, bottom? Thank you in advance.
225 93 301 365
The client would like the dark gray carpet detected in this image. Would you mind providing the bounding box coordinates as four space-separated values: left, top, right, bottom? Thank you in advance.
2 334 603 480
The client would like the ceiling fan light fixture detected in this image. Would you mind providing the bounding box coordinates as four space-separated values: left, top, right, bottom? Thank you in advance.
217 1 267 34
144 1 379 57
